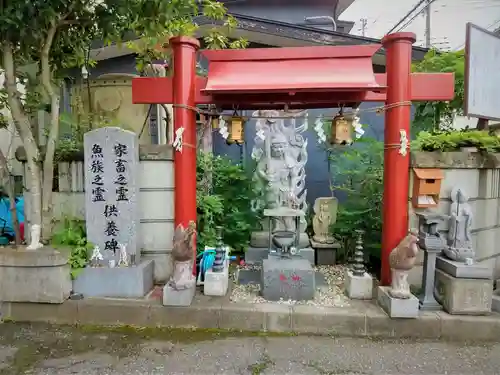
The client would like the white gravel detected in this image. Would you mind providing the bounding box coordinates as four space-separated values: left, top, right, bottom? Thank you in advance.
229 264 350 307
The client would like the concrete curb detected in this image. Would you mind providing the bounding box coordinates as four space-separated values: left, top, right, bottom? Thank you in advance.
2 298 500 341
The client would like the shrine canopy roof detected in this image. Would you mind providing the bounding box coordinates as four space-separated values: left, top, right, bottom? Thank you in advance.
200 44 385 95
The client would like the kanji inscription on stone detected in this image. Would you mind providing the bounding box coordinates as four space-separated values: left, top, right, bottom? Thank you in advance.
84 127 140 265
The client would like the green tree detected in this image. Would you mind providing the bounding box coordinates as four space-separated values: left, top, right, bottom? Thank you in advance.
412 49 465 133
0 0 245 246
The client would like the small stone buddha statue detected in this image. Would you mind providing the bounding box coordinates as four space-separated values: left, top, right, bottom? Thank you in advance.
312 197 337 244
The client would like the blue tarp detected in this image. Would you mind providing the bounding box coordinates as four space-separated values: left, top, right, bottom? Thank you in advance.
0 196 25 237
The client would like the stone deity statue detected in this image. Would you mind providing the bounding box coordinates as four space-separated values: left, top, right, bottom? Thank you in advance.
251 109 308 233
444 187 474 262
90 245 104 267
118 243 129 267
169 221 196 291
389 231 419 299
312 197 338 244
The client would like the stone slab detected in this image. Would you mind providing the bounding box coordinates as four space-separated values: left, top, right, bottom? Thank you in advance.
261 257 315 301
0 247 72 304
84 127 140 264
377 286 419 318
204 267 229 297
345 271 373 300
435 268 492 315
245 247 315 265
311 240 340 265
163 284 196 306
436 256 493 279
237 268 326 288
72 260 154 298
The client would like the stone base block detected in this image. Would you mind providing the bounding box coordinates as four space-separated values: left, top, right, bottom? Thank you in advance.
261 257 315 301
204 267 229 297
492 293 500 313
435 268 492 315
436 256 493 279
245 247 270 265
377 286 419 318
311 240 340 265
163 284 196 306
345 271 373 300
0 247 72 303
73 260 154 298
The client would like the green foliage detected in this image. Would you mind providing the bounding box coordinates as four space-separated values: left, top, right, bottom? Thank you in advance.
415 129 500 152
196 152 262 253
51 217 93 279
329 138 383 269
412 49 465 132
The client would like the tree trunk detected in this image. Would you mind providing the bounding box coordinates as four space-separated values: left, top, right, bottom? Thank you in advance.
2 42 43 247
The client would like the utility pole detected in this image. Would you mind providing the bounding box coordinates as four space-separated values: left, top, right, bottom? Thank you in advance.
360 18 368 37
425 0 431 48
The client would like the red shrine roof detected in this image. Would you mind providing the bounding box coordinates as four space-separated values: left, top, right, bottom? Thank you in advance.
201 44 385 94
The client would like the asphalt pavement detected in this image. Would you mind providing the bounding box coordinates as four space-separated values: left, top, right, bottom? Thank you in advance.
0 322 499 374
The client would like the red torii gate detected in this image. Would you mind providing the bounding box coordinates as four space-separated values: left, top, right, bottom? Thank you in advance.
132 33 454 285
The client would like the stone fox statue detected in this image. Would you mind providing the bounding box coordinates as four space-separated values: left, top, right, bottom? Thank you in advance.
169 221 196 290
389 231 419 299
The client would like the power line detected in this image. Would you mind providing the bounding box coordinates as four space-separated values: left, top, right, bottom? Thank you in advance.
386 0 428 34
395 0 438 33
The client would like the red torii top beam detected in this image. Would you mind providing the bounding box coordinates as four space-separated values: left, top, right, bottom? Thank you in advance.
132 34 454 285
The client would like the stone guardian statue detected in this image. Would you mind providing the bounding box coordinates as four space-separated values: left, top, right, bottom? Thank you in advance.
389 231 419 299
169 221 196 291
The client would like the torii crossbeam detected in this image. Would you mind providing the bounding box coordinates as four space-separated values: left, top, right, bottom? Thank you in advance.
132 34 454 285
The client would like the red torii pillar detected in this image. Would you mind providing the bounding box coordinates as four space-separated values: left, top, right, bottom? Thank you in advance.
170 36 199 275
380 32 416 286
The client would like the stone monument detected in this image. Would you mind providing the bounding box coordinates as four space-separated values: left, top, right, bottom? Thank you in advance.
204 227 230 297
247 109 314 265
378 232 420 318
310 197 341 265
415 213 445 311
73 127 154 298
344 230 373 299
435 187 492 314
163 222 197 306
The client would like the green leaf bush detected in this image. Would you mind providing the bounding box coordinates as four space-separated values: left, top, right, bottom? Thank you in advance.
414 130 500 152
196 152 263 254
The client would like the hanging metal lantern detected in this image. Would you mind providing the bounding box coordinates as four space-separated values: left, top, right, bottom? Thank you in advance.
330 111 353 146
211 116 220 129
227 115 245 145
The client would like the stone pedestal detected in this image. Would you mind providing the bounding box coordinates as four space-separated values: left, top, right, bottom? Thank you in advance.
204 266 229 297
344 270 373 300
261 257 315 301
436 256 493 279
0 247 72 304
435 268 492 315
419 249 442 311
73 260 154 298
310 240 340 265
246 246 315 265
377 286 419 318
163 284 196 306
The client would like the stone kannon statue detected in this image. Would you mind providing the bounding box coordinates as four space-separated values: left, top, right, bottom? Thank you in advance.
312 197 338 244
169 221 196 291
251 109 308 233
389 231 419 299
444 187 474 262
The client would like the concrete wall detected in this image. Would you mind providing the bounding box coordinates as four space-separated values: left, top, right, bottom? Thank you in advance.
408 151 500 288
20 145 175 283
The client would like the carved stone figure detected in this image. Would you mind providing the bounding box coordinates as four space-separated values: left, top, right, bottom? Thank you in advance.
389 231 419 299
444 187 474 262
312 197 338 244
169 221 196 291
251 109 308 233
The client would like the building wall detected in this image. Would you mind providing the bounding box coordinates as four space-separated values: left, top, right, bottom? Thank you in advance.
21 145 175 283
408 152 500 288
